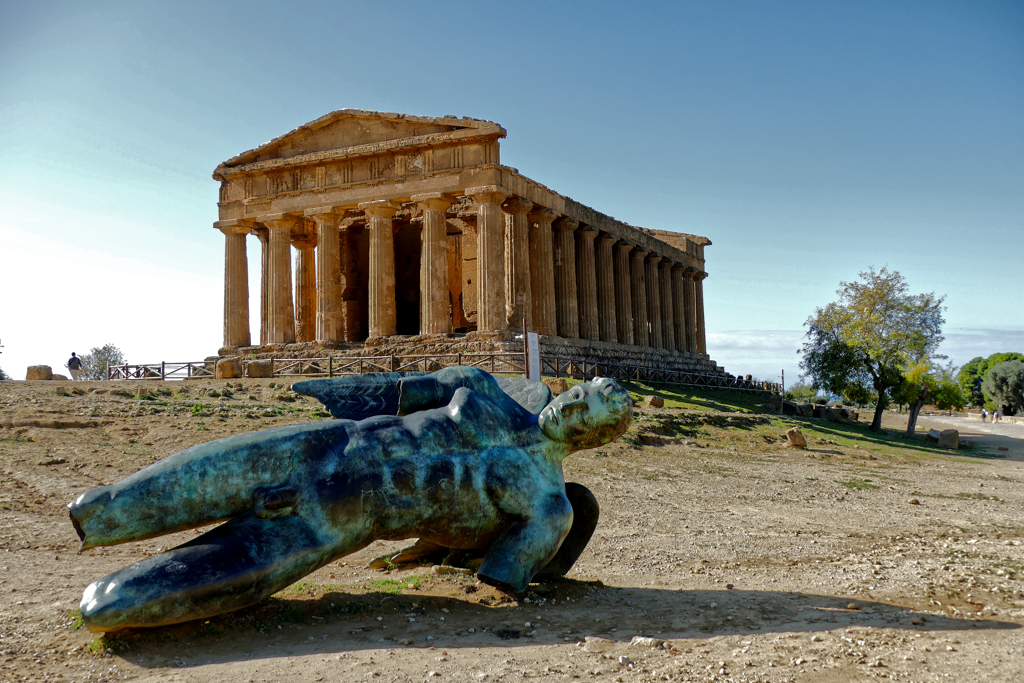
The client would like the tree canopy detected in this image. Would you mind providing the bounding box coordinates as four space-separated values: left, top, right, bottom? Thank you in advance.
957 352 1024 408
982 360 1024 415
0 365 9 381
78 344 127 381
799 266 945 431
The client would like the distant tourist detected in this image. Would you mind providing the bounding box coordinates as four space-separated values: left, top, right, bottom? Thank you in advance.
67 352 83 381
981 409 987 422
994 410 1001 423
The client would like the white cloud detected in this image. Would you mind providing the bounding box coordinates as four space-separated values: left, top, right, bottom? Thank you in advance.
706 327 1024 387
706 330 804 384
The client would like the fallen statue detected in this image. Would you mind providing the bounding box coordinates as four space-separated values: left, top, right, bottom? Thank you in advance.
68 366 633 632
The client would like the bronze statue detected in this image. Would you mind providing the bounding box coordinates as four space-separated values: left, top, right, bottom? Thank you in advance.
68 367 632 632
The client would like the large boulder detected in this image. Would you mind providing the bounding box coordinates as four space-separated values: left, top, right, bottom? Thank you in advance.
781 400 797 416
26 365 53 381
246 359 274 379
215 357 242 379
937 429 959 450
643 395 665 408
785 427 807 449
796 403 814 418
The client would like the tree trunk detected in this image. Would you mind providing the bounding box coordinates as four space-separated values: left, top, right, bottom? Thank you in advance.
905 399 924 437
870 402 885 432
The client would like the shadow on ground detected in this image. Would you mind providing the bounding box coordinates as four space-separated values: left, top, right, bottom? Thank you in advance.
98 583 1018 669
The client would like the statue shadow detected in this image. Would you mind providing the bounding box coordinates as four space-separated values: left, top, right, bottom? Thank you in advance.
104 582 1018 669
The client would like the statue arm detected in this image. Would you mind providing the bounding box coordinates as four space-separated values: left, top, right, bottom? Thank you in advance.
476 492 573 593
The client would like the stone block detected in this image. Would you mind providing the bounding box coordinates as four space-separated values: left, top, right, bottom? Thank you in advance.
52 374 69 381
643 395 664 408
542 377 569 395
781 400 797 416
247 359 274 378
785 427 807 449
937 429 959 450
925 429 940 445
796 404 814 418
26 365 53 381
215 357 242 379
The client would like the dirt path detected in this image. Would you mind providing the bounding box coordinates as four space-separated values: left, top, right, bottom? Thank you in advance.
2 380 1024 682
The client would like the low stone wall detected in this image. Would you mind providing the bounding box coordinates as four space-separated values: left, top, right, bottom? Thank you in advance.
215 332 729 378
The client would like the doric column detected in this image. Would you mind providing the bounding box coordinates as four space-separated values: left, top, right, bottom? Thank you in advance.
217 221 251 347
553 217 580 338
412 193 454 334
659 260 675 351
465 186 512 332
630 249 649 346
645 254 663 349
261 214 298 344
528 207 557 335
250 226 270 345
359 200 400 338
684 269 698 353
595 234 617 342
671 265 688 352
291 230 318 343
307 209 343 342
696 272 708 355
613 242 634 345
575 227 599 341
502 196 533 330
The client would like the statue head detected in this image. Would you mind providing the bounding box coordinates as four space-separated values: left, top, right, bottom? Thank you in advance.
538 377 633 451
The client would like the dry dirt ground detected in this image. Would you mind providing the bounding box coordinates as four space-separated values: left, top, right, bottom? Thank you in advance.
2 379 1024 683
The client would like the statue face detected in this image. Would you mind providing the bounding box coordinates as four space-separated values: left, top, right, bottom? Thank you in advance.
539 378 633 450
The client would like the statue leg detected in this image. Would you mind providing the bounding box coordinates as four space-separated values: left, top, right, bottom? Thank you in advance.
367 538 448 569
534 482 599 581
80 513 370 633
477 493 573 593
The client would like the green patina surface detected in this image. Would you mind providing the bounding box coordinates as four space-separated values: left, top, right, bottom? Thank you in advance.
68 367 633 633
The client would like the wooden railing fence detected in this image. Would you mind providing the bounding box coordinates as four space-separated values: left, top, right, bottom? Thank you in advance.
109 353 781 394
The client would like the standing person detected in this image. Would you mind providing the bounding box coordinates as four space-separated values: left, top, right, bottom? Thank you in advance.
994 410 1001 423
67 352 83 381
981 408 987 422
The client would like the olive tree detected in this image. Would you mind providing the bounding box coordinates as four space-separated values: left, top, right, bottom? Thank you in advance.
893 360 965 435
79 344 127 380
958 353 1024 407
799 267 945 432
982 360 1024 415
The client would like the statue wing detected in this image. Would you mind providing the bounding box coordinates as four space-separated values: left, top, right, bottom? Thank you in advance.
291 372 425 420
293 368 553 419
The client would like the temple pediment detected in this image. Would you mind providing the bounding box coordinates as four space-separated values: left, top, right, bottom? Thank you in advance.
215 110 505 178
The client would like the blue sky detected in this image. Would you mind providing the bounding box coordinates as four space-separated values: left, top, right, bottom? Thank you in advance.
1 0 1021 382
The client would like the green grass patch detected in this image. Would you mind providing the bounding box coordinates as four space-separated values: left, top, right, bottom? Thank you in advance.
363 575 425 594
65 610 84 630
611 380 775 413
837 478 879 490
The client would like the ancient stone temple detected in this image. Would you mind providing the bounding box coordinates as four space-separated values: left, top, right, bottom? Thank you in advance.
213 110 720 374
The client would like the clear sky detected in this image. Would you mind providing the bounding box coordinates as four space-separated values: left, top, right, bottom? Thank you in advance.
1 0 1021 383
